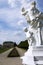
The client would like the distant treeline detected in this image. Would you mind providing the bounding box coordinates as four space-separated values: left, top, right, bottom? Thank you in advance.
0 40 29 50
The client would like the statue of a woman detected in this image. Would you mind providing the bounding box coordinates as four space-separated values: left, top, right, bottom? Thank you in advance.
21 1 43 46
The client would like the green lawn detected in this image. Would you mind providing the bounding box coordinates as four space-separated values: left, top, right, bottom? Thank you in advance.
0 47 11 54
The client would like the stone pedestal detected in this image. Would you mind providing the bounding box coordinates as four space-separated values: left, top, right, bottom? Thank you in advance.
20 45 43 65
20 46 35 65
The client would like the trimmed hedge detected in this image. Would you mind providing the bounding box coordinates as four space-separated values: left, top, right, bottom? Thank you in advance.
18 40 29 50
8 47 20 57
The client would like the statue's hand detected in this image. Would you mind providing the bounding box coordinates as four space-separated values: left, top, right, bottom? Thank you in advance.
21 7 28 16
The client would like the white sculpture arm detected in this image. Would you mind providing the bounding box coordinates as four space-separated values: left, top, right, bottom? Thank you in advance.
21 7 31 24
21 7 28 16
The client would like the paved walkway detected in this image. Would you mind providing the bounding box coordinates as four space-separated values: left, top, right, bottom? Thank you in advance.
0 47 26 65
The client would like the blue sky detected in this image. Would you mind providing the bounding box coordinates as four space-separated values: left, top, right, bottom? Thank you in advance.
0 0 43 44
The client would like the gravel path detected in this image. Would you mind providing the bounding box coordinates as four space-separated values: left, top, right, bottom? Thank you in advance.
16 47 26 56
0 47 26 65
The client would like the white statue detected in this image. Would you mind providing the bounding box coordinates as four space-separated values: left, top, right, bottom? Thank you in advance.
21 1 43 46
21 1 43 65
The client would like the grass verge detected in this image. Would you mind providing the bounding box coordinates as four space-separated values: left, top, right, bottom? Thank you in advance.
0 47 11 54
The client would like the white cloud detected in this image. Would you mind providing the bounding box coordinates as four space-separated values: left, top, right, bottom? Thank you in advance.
8 0 15 8
0 8 22 27
0 29 25 44
17 20 24 26
8 0 28 8
0 0 34 44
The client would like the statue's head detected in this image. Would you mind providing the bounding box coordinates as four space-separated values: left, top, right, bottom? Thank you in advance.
31 1 36 8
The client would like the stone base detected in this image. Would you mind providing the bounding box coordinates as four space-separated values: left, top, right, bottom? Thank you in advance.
20 45 43 65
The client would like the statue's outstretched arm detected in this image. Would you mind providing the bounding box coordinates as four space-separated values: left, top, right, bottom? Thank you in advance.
21 7 28 16
21 7 31 24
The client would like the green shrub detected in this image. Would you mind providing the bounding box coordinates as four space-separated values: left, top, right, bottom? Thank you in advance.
18 40 29 50
8 47 20 57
